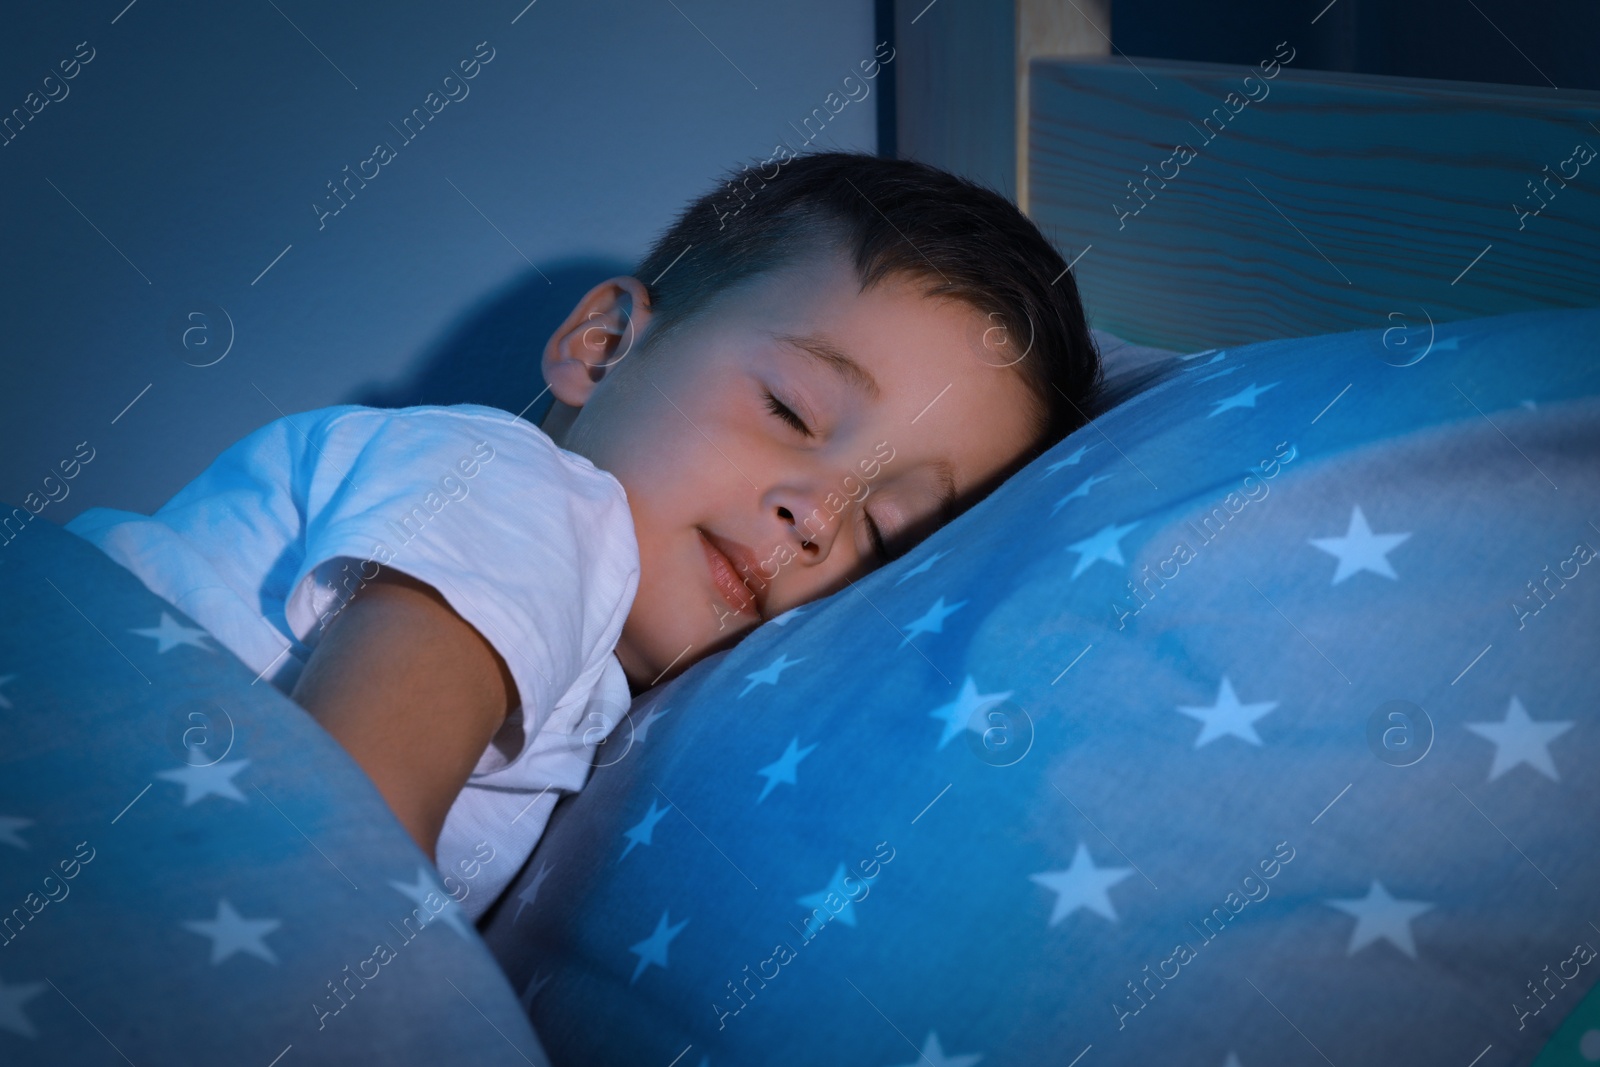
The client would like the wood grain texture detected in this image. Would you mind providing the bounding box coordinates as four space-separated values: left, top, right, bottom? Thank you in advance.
1029 57 1600 351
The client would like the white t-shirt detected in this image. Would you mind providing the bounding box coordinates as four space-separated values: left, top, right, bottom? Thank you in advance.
66 404 640 920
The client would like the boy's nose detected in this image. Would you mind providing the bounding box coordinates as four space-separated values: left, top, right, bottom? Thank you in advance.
776 502 834 558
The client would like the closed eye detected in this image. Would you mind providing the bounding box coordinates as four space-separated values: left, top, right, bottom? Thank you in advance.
762 389 813 438
865 511 891 564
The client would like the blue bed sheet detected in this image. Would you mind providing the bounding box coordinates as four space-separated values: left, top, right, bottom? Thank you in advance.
0 520 549 1065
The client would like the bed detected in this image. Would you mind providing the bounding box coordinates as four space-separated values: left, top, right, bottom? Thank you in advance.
4 56 1599 1067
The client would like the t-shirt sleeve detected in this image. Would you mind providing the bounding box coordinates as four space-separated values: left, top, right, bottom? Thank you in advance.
278 405 640 751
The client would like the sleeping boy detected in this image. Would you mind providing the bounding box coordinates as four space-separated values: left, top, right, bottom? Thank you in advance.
66 150 1103 919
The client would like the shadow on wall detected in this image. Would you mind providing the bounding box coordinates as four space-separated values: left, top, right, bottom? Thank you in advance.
346 257 632 423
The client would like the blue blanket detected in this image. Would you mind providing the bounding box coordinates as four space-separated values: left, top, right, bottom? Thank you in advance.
0 521 548 1065
478 307 1600 1066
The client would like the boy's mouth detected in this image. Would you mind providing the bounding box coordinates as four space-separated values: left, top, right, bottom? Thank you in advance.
698 527 764 618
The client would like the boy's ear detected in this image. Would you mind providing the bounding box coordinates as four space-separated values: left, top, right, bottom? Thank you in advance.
541 275 653 409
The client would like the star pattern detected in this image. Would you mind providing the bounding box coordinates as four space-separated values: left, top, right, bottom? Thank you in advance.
0 815 33 850
898 596 968 649
182 899 282 965
1309 506 1411 584
513 861 553 924
1029 842 1135 925
628 910 688 984
156 758 251 805
928 676 1014 751
129 612 213 653
0 970 47 1038
1207 381 1278 417
756 737 818 802
1176 677 1278 747
797 864 867 928
739 652 805 698
520 970 552 1011
772 604 810 625
895 548 951 585
885 1031 984 1067
1324 881 1433 959
1065 521 1140 580
620 799 670 859
390 866 470 939
1465 696 1573 781
1043 444 1096 475
1050 474 1113 515
630 704 671 745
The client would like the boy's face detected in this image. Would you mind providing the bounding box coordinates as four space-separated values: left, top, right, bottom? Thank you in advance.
541 245 1043 694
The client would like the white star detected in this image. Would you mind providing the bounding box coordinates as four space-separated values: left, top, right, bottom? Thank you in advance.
739 652 806 698
630 704 671 745
0 674 14 709
928 676 1014 750
756 737 818 802
0 970 47 1038
1309 506 1411 584
182 899 282 965
1050 474 1113 515
513 861 553 924
155 758 251 805
390 865 471 939
1043 444 1096 476
0 815 33 850
628 910 688 984
1466 696 1573 782
1029 842 1134 925
1065 521 1140 580
1207 381 1278 417
1325 880 1433 959
1176 677 1278 747
771 604 809 625
1194 366 1240 383
895 548 952 586
129 611 213 653
885 1031 984 1067
1178 349 1223 364
898 596 968 649
620 799 670 860
797 864 866 928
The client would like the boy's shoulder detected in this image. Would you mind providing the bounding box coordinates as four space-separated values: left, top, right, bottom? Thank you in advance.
304 403 624 496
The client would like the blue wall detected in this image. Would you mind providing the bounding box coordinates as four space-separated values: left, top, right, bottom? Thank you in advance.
1 0 877 521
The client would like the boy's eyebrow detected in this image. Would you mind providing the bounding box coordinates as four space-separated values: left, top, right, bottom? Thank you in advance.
771 332 881 402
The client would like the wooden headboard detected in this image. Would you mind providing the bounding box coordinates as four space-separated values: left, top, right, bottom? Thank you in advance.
1028 56 1600 352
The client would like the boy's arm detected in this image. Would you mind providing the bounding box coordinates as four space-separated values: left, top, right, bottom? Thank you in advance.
289 570 518 861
